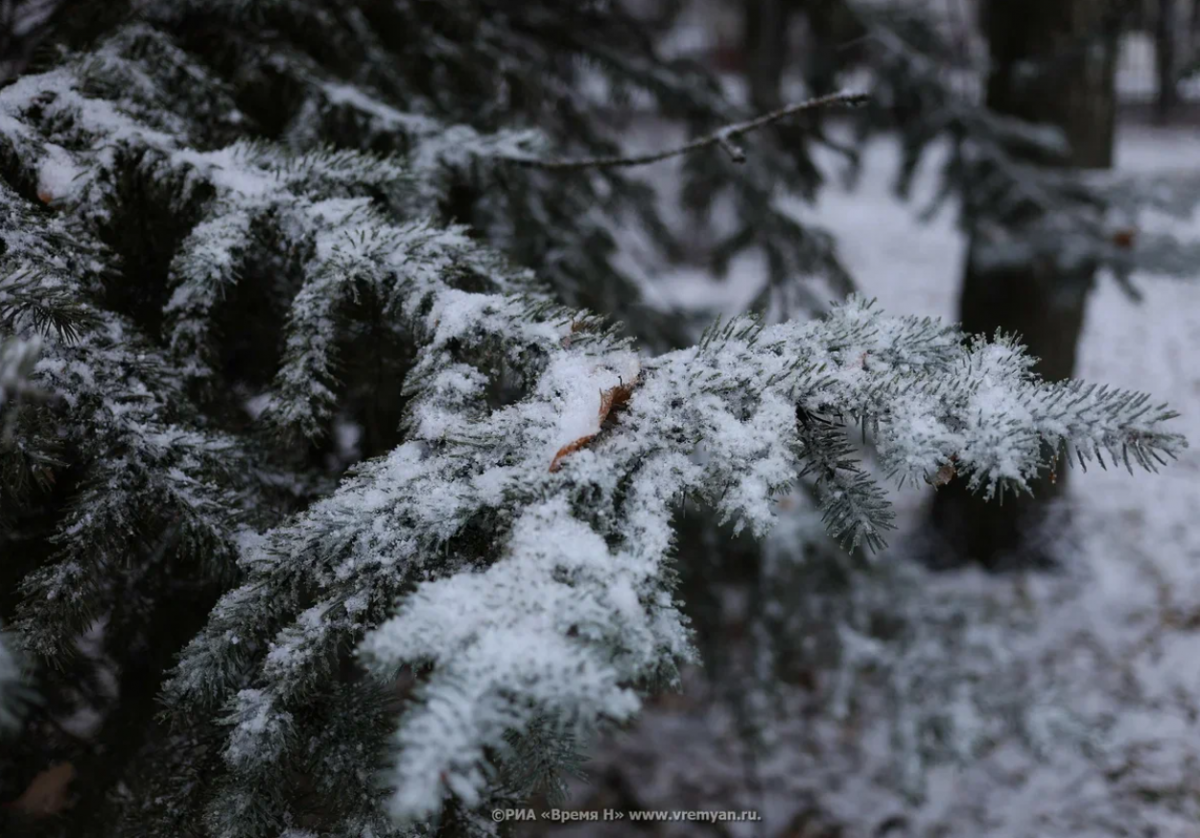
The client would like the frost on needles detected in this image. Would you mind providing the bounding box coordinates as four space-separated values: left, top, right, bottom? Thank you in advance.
0 2 1188 836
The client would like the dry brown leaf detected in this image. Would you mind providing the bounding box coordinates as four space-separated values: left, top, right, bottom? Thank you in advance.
36 191 53 205
4 762 76 817
548 378 638 473
548 433 597 473
597 378 635 420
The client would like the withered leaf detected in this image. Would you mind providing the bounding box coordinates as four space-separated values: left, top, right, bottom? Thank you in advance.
549 378 638 473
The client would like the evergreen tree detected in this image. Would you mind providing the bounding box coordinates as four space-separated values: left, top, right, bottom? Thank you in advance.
1157 0 1181 123
924 0 1123 568
0 1 1188 836
805 0 1200 567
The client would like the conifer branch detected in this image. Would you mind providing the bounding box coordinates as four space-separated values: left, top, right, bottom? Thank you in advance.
499 90 869 170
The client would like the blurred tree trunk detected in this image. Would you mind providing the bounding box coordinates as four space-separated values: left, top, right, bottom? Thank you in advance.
744 0 792 113
743 0 866 102
802 0 864 95
1157 0 1179 122
742 0 828 191
928 0 1120 570
741 0 864 193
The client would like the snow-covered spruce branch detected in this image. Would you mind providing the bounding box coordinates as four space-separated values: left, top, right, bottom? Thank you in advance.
0 182 263 659
166 273 1184 827
354 310 1181 824
140 0 854 331
498 90 869 170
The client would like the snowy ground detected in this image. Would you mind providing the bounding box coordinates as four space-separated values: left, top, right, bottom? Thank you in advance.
809 124 1200 838
523 126 1200 838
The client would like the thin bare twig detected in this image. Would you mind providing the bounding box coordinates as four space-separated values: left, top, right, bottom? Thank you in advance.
498 90 869 171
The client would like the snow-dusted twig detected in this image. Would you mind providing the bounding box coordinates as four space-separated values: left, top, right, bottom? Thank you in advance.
498 90 869 170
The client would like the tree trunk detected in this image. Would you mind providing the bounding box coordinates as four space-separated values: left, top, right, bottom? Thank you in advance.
1157 0 1179 123
928 0 1120 571
744 0 792 114
742 0 829 190
802 0 865 96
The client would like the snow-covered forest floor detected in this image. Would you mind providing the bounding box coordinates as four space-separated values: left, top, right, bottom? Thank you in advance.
526 125 1200 838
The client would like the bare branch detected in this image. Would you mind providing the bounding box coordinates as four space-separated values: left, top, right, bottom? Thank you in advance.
498 90 869 171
